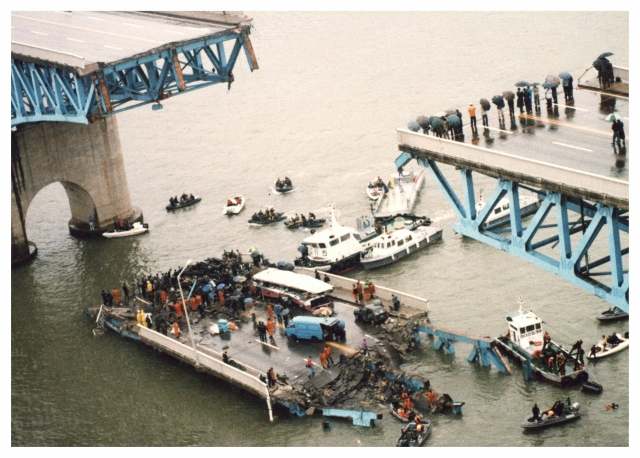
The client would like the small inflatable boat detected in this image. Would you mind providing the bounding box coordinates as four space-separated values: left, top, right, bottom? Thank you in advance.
284 218 326 229
223 196 245 215
103 222 149 238
581 380 603 395
596 307 629 322
248 213 286 225
521 400 580 429
389 403 422 423
586 333 629 360
396 419 431 447
166 196 201 211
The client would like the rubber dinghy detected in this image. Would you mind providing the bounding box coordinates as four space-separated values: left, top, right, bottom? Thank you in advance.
396 419 431 447
223 196 245 215
586 333 629 360
166 196 201 211
103 222 149 238
521 399 580 429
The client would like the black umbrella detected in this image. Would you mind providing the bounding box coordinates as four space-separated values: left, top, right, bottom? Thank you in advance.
408 120 420 132
430 117 444 132
446 114 461 127
558 72 571 80
598 52 614 59
479 98 491 110
593 58 607 69
530 82 540 87
502 90 515 101
515 81 530 87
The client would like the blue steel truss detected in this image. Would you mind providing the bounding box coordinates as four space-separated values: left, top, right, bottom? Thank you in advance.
11 30 257 126
395 152 629 312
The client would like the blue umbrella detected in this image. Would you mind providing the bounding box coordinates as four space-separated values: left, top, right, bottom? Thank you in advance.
216 283 226 290
542 82 554 89
407 120 420 132
558 72 571 80
201 284 213 293
515 81 530 87
446 114 461 127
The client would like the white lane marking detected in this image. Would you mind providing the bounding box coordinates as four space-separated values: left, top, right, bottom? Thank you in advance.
552 142 593 152
164 29 186 35
31 31 48 36
486 126 513 134
104 45 123 50
67 37 84 42
554 103 588 111
123 22 143 28
88 16 105 21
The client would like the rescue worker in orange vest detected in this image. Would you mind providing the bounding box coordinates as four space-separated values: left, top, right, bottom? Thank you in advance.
190 296 198 311
543 331 551 350
267 304 275 320
403 397 414 411
323 345 333 367
397 407 410 419
218 289 225 307
112 288 120 306
415 415 424 433
426 389 437 408
267 367 276 388
548 355 555 373
172 321 181 337
356 281 364 303
320 352 328 369
352 284 359 304
173 301 184 318
266 318 276 345
160 289 167 305
227 199 234 206
368 281 375 299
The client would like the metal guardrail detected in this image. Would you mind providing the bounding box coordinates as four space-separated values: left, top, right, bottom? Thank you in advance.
397 128 629 210
137 325 273 421
296 267 430 313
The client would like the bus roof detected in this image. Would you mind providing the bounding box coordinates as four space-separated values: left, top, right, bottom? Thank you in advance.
252 268 333 295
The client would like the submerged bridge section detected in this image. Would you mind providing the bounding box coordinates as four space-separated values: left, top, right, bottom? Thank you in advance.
396 81 629 311
11 11 258 265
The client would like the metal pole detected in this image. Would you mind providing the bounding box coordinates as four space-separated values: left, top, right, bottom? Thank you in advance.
177 259 200 367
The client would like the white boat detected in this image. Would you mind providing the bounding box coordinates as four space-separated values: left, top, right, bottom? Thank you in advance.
476 190 539 230
223 196 245 215
356 214 433 252
366 179 386 200
586 333 629 360
493 298 589 387
361 226 443 270
102 222 149 238
370 169 425 218
293 205 365 273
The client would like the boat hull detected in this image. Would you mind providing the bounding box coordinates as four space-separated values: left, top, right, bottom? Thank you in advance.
521 411 580 429
483 201 538 230
396 420 431 447
166 197 201 211
361 228 442 270
295 251 362 274
586 334 629 360
223 196 245 215
596 307 629 321
102 223 149 238
248 214 286 225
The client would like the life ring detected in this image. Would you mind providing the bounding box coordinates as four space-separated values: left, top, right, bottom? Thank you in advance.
534 341 542 346
533 350 543 358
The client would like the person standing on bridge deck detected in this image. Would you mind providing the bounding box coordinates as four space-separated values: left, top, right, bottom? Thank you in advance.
267 318 276 345
480 104 489 127
88 216 94 231
357 281 364 304
524 86 533 114
516 88 524 114
306 356 315 378
352 284 359 304
368 281 376 299
362 337 368 356
551 85 558 105
267 303 275 320
267 367 276 387
612 119 625 147
112 287 120 306
324 345 334 367
545 87 553 110
122 283 130 304
532 85 540 111
468 103 477 131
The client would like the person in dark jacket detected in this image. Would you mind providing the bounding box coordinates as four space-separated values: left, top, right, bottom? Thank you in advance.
516 88 524 114
532 403 541 422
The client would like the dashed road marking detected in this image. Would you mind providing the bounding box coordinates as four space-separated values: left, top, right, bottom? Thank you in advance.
552 142 593 152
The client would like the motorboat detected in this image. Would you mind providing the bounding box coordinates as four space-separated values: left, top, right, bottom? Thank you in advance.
521 399 580 429
166 196 201 211
284 217 326 229
581 380 603 395
361 225 442 270
248 206 286 226
475 190 539 230
596 306 629 321
355 214 432 251
293 205 365 273
370 169 425 218
223 196 245 215
102 222 149 238
274 178 294 194
366 179 387 200
396 419 431 447
493 298 589 387
586 332 629 361
389 402 422 423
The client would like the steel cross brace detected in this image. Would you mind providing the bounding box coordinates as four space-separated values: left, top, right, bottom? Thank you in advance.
11 30 258 126
410 154 629 312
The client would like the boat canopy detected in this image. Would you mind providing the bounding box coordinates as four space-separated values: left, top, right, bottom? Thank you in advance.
252 268 333 295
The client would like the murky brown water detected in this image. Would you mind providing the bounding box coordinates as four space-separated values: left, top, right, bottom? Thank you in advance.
12 11 629 446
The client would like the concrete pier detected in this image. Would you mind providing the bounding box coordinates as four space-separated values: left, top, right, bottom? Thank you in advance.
11 116 141 266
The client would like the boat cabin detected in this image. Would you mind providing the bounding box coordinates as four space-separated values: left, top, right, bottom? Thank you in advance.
505 299 545 355
301 209 363 264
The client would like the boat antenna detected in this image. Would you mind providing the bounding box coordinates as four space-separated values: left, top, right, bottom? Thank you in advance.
479 188 484 203
518 296 524 315
329 204 338 229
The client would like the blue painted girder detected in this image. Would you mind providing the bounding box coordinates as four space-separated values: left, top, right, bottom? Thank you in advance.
11 29 257 126
408 153 629 312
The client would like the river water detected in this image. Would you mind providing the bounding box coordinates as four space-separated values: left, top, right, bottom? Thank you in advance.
11 12 629 446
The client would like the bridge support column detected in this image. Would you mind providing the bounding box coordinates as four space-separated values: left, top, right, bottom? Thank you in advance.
11 116 142 266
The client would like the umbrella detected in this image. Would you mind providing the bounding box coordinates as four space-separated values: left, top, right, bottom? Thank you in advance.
232 276 246 283
530 82 540 87
446 114 461 127
502 90 515 101
545 74 561 87
541 82 554 89
605 113 621 121
435 111 447 118
515 81 530 87
201 284 213 293
492 95 504 104
312 306 334 317
593 58 607 69
444 109 457 116
416 115 430 128
479 98 491 110
407 120 420 132
216 283 226 290
250 251 260 258
558 72 572 80
598 52 614 59
430 117 444 132
144 306 154 313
